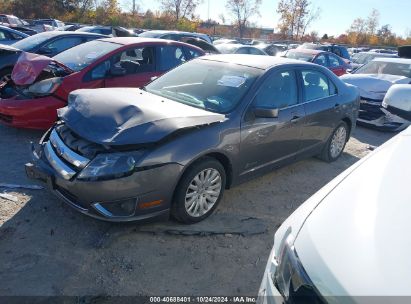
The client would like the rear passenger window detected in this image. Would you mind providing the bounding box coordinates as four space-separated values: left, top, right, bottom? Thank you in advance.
185 47 202 58
254 71 298 109
158 46 187 71
329 80 338 95
302 70 331 101
328 55 341 68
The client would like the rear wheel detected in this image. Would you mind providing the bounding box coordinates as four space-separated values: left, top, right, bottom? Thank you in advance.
171 157 226 224
319 122 349 162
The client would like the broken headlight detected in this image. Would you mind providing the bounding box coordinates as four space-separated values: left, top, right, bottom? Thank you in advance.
77 151 145 181
28 77 62 96
274 235 324 304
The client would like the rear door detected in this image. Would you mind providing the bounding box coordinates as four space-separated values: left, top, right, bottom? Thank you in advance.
299 69 341 153
240 69 305 176
104 45 159 88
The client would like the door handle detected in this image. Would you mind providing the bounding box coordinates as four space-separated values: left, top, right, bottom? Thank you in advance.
290 116 300 123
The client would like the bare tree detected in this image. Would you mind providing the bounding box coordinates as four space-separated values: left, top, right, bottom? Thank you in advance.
159 0 202 25
219 13 226 25
366 8 380 35
277 0 320 40
226 0 261 38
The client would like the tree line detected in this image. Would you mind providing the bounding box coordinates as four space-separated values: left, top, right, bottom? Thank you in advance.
1 0 410 45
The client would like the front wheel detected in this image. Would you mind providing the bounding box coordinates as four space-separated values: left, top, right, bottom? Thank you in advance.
319 122 349 162
171 157 226 224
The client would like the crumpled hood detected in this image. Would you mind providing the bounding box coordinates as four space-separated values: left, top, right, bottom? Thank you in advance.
11 52 72 86
340 73 411 100
58 88 226 146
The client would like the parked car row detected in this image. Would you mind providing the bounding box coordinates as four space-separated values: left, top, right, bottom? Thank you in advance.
0 37 205 128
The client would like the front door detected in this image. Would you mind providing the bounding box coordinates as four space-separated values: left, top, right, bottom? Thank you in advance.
104 45 160 88
240 69 305 177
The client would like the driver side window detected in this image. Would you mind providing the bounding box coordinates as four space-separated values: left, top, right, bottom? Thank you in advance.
253 71 298 109
112 46 156 74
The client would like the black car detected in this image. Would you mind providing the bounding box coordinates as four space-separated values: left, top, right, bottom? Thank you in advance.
0 31 107 82
27 55 360 223
180 37 220 54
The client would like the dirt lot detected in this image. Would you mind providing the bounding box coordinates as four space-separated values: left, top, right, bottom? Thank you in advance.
0 124 394 297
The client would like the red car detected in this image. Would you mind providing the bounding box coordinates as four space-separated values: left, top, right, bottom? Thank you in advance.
284 49 350 76
0 37 204 129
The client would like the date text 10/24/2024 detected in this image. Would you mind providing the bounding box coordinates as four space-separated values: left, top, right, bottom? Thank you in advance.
149 297 257 303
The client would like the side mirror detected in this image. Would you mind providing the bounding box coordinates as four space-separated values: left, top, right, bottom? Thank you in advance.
253 107 279 118
110 66 126 76
382 84 411 121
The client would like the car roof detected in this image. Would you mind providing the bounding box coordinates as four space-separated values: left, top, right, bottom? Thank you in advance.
34 31 106 38
199 54 316 70
373 57 411 63
97 36 195 46
289 48 324 55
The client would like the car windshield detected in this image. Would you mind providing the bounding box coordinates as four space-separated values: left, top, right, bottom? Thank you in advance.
354 60 411 78
12 32 58 51
284 51 314 62
145 60 262 114
53 40 122 72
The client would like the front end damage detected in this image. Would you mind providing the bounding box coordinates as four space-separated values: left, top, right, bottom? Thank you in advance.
358 97 410 132
26 88 225 221
0 52 73 129
341 74 411 132
26 123 182 222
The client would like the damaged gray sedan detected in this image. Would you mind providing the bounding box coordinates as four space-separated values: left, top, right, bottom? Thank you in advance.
26 55 359 223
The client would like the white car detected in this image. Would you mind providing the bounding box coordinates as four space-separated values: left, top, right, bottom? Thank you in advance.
340 57 411 132
258 85 411 303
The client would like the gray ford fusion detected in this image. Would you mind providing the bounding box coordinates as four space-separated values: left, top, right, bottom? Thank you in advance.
26 55 360 223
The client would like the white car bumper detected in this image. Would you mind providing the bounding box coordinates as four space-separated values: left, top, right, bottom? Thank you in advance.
257 247 285 304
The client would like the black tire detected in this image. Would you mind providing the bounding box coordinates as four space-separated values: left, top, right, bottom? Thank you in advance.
171 157 226 224
319 121 349 162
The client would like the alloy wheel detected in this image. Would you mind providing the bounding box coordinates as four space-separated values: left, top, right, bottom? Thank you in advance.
184 168 222 217
330 125 347 159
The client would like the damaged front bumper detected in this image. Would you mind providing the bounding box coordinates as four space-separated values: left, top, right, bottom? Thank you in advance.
25 135 183 222
0 95 66 129
358 98 410 132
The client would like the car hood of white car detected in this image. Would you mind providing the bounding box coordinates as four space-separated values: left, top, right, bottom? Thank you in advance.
340 73 411 100
294 127 411 297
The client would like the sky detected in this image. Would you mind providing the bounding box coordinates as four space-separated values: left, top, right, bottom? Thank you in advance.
121 0 411 37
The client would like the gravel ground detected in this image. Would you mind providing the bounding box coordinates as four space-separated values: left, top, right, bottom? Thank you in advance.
0 124 394 297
